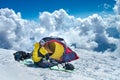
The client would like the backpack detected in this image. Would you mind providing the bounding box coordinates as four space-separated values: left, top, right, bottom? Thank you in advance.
13 51 31 62
63 63 75 70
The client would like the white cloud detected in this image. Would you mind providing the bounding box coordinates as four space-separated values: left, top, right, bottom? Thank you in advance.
113 0 120 15
0 8 120 56
0 8 45 51
39 9 76 32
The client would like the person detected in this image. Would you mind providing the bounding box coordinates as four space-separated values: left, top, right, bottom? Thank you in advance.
32 42 59 68
13 37 79 70
32 37 65 68
31 37 79 70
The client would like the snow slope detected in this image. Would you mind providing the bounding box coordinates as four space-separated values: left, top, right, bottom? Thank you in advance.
0 48 120 80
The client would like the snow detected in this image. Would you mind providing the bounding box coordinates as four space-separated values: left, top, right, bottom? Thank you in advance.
0 48 120 80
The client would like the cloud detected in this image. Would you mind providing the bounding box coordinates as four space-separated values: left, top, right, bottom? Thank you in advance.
0 8 120 56
104 3 111 10
114 40 120 56
113 0 120 15
39 11 119 52
0 8 45 51
39 9 76 31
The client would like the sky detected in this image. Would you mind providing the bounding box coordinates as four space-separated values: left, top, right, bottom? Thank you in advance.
0 0 120 55
0 0 116 19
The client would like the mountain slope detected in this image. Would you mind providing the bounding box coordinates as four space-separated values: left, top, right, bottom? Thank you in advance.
0 48 120 80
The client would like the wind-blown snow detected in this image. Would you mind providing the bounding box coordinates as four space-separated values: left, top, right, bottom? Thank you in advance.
0 48 120 80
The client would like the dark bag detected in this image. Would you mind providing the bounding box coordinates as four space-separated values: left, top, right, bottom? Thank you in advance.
63 63 75 70
13 51 31 62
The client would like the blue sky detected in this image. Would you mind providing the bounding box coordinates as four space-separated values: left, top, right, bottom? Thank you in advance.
0 0 116 19
0 0 120 52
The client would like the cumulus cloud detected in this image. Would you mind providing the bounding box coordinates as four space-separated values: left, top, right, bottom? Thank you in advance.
39 11 119 52
0 8 120 56
113 0 120 15
0 8 46 51
39 9 76 31
39 10 99 50
114 40 120 56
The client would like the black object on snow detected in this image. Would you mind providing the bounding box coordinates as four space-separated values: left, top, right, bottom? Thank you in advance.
13 51 31 62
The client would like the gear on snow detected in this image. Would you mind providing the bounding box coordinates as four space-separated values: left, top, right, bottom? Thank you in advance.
13 36 79 71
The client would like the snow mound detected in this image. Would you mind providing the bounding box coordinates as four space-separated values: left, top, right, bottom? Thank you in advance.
0 48 120 80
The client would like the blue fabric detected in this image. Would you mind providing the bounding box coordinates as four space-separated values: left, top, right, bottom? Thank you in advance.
35 59 58 68
62 52 76 62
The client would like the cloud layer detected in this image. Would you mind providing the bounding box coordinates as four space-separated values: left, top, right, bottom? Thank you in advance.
113 0 120 15
0 0 120 55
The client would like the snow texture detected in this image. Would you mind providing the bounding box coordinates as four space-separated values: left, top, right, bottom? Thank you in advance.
0 48 120 80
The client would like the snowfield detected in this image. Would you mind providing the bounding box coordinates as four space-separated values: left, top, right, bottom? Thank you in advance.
0 48 120 80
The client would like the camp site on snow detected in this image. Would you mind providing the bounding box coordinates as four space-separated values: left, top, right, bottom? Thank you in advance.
13 36 79 72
